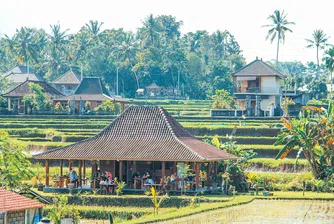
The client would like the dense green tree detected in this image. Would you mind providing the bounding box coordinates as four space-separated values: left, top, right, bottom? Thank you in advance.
0 131 34 189
263 10 295 65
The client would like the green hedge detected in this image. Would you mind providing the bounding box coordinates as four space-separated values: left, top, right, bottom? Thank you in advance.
43 206 149 220
63 196 192 208
187 127 280 137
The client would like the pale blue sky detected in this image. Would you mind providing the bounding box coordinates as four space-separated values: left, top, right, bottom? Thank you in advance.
0 0 333 64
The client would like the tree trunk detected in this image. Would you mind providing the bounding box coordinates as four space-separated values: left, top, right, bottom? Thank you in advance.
276 32 280 66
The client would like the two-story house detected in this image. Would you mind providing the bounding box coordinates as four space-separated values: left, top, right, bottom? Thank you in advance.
232 58 285 116
51 70 81 95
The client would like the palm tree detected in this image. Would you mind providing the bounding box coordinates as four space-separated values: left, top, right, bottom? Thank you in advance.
112 32 140 89
263 10 295 65
141 14 159 47
323 47 334 98
49 24 69 52
85 20 104 43
306 29 330 75
14 27 44 73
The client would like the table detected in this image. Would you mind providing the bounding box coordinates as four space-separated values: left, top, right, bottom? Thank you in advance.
100 183 117 194
134 177 144 189
52 177 65 188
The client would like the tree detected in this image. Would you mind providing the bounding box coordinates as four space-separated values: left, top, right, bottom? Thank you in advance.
263 10 295 65
306 29 330 76
13 27 46 73
276 105 334 180
0 131 34 189
211 89 236 109
85 20 104 44
23 83 52 112
323 47 334 98
112 32 140 89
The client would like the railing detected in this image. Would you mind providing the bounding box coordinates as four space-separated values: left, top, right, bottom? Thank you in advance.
234 86 280 94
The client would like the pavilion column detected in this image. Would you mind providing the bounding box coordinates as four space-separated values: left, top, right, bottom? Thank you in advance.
119 160 123 181
162 161 166 188
207 163 211 190
69 160 72 169
195 162 200 190
45 160 49 187
214 162 218 177
83 160 86 180
60 160 63 177
79 160 82 187
8 98 11 110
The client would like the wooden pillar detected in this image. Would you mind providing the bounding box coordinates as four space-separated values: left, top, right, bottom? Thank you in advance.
60 160 63 177
214 162 218 176
119 160 123 181
162 161 166 188
83 160 86 178
195 162 200 190
207 163 211 189
173 162 177 174
69 160 72 169
78 160 82 187
45 160 49 187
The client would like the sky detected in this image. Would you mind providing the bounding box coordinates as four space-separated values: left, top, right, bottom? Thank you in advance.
0 0 333 64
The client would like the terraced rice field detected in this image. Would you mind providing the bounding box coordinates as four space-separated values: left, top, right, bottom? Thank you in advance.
161 200 334 224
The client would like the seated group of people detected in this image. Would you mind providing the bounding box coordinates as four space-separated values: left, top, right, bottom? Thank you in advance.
92 169 117 188
132 171 155 185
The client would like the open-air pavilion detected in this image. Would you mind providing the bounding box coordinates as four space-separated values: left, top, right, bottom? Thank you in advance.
34 106 236 193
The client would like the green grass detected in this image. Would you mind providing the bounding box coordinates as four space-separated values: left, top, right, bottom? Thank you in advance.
248 158 309 168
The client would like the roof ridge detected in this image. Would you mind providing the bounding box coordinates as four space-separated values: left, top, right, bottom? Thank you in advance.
158 107 204 160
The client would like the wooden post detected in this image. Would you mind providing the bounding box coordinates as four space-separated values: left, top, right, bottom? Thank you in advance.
207 163 211 190
60 159 63 177
162 161 166 188
45 160 49 187
69 160 72 169
119 160 123 181
78 160 82 187
195 162 200 190
83 160 86 180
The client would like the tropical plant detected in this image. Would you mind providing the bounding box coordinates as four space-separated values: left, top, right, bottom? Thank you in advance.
306 29 331 76
263 10 295 65
151 186 166 216
23 83 53 112
275 104 334 180
48 196 81 224
115 181 126 196
0 131 34 189
176 163 192 195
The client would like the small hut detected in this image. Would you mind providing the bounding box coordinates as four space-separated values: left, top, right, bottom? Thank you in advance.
51 70 81 95
34 106 236 193
0 188 45 223
145 83 162 97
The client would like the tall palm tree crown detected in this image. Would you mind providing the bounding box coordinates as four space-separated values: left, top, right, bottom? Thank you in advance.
263 10 295 65
323 47 334 98
306 29 330 75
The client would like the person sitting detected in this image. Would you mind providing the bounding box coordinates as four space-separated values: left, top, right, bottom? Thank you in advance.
91 169 101 188
68 168 78 187
143 171 154 185
105 171 113 181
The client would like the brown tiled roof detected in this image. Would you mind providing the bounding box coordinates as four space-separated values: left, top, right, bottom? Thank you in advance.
53 77 128 103
232 59 285 78
2 80 64 98
0 188 44 212
146 83 161 89
5 73 44 83
34 106 236 161
51 70 81 84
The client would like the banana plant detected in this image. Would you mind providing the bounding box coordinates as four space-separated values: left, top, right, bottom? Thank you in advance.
151 187 166 216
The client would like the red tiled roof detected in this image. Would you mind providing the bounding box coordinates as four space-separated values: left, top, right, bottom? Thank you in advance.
0 188 44 212
232 59 285 78
34 106 236 162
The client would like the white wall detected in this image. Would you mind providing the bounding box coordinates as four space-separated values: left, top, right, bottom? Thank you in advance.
261 96 276 111
261 76 280 94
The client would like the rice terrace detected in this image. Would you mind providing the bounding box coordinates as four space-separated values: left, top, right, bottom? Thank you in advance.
0 1 334 224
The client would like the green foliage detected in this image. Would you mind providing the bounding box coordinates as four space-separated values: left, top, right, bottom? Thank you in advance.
116 181 126 196
211 89 236 109
277 105 334 180
0 130 34 189
47 196 81 224
151 187 167 216
23 82 53 112
94 100 121 114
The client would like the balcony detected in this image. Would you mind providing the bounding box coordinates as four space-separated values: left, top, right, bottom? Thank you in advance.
234 86 260 93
